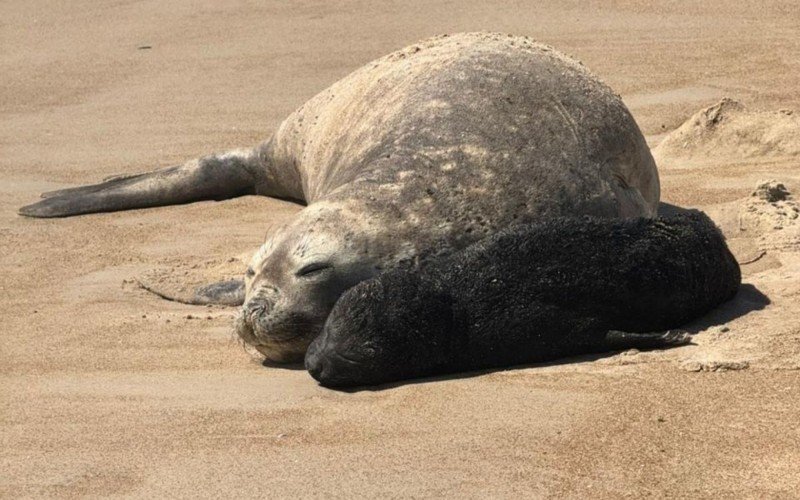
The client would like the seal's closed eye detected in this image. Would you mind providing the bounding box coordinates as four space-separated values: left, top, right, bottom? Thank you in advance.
296 262 333 278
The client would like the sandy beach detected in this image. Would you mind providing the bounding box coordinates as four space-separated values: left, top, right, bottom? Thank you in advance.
2 1 799 497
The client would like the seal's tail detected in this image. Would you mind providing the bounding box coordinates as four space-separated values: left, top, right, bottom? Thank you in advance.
602 329 692 351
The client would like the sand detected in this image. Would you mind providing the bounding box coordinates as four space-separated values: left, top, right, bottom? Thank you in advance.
2 1 799 497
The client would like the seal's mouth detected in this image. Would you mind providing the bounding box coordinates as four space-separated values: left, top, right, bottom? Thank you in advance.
234 308 322 363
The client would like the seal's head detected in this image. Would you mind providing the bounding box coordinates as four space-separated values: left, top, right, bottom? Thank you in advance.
235 204 386 362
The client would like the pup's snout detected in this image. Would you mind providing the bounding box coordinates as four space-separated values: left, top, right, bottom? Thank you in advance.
305 340 346 386
304 329 366 388
304 343 327 380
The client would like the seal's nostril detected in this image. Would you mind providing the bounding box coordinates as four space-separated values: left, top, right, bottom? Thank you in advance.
243 298 273 325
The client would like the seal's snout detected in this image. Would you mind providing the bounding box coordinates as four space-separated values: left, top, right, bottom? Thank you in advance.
235 295 276 347
241 293 277 330
244 297 271 323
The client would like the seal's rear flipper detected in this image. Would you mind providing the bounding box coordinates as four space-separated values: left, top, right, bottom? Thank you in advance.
18 150 262 218
603 330 692 351
39 173 147 199
136 279 245 306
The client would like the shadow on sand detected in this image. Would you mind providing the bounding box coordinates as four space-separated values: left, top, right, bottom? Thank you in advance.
681 283 770 333
261 359 307 371
658 201 698 217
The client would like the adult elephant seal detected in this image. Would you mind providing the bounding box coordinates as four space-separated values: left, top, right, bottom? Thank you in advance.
19 32 659 362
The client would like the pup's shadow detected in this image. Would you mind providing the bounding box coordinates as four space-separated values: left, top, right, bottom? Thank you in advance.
681 283 769 333
328 283 771 393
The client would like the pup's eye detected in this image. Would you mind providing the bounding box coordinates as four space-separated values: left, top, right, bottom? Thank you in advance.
245 267 255 278
296 262 333 278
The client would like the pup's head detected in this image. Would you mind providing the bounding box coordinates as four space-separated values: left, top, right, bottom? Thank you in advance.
304 274 456 387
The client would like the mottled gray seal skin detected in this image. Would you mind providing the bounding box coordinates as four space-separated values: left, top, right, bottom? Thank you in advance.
19 33 659 362
305 213 741 388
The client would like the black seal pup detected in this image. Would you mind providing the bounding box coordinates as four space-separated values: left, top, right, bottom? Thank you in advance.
305 213 740 387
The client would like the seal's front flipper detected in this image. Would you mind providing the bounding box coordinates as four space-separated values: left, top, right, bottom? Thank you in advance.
137 278 245 306
19 150 261 218
603 330 692 351
193 279 245 306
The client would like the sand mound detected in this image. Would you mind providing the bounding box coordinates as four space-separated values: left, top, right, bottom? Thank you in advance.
654 98 800 165
739 180 800 252
699 179 798 271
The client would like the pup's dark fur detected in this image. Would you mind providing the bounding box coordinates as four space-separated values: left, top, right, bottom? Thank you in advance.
305 213 741 387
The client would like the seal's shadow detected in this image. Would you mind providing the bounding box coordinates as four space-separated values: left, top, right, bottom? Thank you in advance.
323 283 771 393
261 359 306 371
657 201 696 217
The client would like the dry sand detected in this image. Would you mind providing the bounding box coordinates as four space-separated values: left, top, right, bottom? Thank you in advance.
2 1 799 497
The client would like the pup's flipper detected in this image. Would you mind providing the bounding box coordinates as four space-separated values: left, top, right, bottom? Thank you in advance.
603 329 692 351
